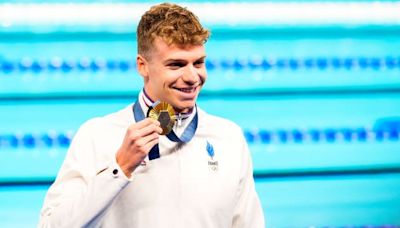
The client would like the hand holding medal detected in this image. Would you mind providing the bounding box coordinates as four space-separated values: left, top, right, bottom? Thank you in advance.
132 98 198 161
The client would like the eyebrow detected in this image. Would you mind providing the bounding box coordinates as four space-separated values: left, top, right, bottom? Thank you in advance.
163 56 206 64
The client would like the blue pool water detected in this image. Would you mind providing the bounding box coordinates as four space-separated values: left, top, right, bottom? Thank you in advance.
1 1 400 227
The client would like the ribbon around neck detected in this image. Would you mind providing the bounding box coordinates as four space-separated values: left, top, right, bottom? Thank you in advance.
132 101 198 160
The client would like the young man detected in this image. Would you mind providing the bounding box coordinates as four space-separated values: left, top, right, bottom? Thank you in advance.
39 3 264 227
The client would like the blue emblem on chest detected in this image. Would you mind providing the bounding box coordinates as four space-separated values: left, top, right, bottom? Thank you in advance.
207 141 218 171
206 141 214 159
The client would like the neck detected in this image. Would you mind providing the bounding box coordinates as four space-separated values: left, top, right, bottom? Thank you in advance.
142 88 193 115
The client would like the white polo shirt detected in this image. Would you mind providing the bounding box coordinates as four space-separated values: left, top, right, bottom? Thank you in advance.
39 95 265 228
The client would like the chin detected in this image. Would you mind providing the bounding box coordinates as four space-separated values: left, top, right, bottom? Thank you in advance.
173 101 196 112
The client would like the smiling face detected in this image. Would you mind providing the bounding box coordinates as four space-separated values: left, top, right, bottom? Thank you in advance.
137 37 207 113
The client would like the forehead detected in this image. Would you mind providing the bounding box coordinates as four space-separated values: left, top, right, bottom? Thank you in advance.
149 37 206 61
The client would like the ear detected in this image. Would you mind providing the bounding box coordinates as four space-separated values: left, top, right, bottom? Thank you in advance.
136 54 148 79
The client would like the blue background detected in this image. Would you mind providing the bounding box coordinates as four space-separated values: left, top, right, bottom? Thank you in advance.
0 0 399 227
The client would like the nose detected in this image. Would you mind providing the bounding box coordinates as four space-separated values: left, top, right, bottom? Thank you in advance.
181 65 199 85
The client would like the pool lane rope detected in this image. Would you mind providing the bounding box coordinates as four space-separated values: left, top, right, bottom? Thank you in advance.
0 127 399 149
1 57 399 73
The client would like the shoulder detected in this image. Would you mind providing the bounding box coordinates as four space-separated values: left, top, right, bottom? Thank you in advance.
197 107 244 140
75 104 134 137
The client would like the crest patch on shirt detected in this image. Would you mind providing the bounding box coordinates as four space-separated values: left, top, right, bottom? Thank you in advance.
206 141 218 171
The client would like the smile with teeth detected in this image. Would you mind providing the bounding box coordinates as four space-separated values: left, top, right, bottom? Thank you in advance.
174 87 196 93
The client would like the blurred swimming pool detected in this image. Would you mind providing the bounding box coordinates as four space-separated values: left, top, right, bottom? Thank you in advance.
0 1 399 227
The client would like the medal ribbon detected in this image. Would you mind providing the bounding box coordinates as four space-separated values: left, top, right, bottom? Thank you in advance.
132 101 198 160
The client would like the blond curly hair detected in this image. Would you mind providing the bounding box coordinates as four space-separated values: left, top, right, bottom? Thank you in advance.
137 3 210 58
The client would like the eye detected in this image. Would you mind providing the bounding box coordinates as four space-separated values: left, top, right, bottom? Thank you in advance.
194 60 205 68
167 62 185 69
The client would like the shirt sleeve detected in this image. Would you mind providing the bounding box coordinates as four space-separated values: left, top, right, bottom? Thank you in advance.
38 119 132 228
231 133 265 228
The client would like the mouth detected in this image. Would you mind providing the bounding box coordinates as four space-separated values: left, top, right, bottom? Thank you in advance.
173 86 198 94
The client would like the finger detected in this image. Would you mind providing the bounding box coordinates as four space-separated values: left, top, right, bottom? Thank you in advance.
132 118 160 130
147 118 161 127
142 137 160 154
155 125 163 134
137 123 163 137
135 132 160 149
132 135 159 155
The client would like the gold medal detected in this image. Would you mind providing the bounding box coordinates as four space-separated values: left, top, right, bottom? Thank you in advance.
147 101 176 135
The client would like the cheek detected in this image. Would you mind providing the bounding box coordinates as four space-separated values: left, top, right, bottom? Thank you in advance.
161 70 182 88
150 68 177 83
199 69 207 83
